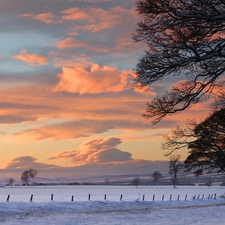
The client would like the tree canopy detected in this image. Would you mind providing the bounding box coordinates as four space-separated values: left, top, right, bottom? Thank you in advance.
134 0 225 124
163 108 225 173
186 108 225 172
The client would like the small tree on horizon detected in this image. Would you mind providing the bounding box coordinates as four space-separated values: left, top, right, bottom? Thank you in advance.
104 178 110 185
21 169 38 186
206 180 212 187
169 155 182 188
7 178 15 187
131 176 141 188
152 171 162 185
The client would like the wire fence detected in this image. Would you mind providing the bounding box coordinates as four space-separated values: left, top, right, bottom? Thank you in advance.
4 193 218 202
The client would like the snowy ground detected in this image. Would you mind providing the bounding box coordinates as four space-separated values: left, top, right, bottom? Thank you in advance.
0 185 225 225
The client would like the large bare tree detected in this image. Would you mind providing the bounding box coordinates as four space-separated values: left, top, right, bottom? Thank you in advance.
133 0 225 124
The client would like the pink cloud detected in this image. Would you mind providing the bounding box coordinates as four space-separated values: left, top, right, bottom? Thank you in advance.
52 62 134 94
67 7 133 34
20 12 57 24
60 7 90 21
19 6 139 55
55 37 87 49
2 156 58 170
11 119 111 142
12 50 49 66
55 37 110 52
20 6 135 33
134 83 157 96
50 137 132 165
0 83 152 136
0 81 208 144
10 118 152 143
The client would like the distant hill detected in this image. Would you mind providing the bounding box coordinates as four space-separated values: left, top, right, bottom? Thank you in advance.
2 172 225 186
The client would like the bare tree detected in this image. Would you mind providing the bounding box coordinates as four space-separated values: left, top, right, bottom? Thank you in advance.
104 177 110 185
152 171 162 185
7 178 15 186
206 180 212 187
131 176 141 188
21 169 38 186
169 155 182 188
133 0 225 124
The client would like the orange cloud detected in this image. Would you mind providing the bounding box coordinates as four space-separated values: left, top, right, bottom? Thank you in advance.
53 62 134 94
9 118 152 143
50 137 132 165
55 37 110 52
0 82 172 145
20 6 135 33
11 119 111 142
55 37 87 49
2 156 58 170
19 6 139 55
60 7 90 21
67 7 132 34
134 83 157 96
12 50 49 66
0 82 150 123
20 12 57 24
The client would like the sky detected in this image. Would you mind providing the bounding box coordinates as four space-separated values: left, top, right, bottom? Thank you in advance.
0 0 211 179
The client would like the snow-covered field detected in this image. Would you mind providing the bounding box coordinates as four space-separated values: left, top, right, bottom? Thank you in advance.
0 185 225 225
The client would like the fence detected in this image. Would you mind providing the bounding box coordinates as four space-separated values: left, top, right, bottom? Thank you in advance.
5 193 218 202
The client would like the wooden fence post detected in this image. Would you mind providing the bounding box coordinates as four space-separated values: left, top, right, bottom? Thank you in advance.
162 195 164 201
88 194 91 200
185 194 187 200
177 195 180 200
120 194 123 201
153 194 155 201
142 194 145 201
30 194 33 202
51 194 54 201
71 196 74 201
104 194 106 200
170 194 172 200
7 195 10 202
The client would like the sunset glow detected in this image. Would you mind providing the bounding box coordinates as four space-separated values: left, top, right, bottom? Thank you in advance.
0 0 211 179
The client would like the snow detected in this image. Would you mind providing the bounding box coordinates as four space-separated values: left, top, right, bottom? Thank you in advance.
0 185 224 225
